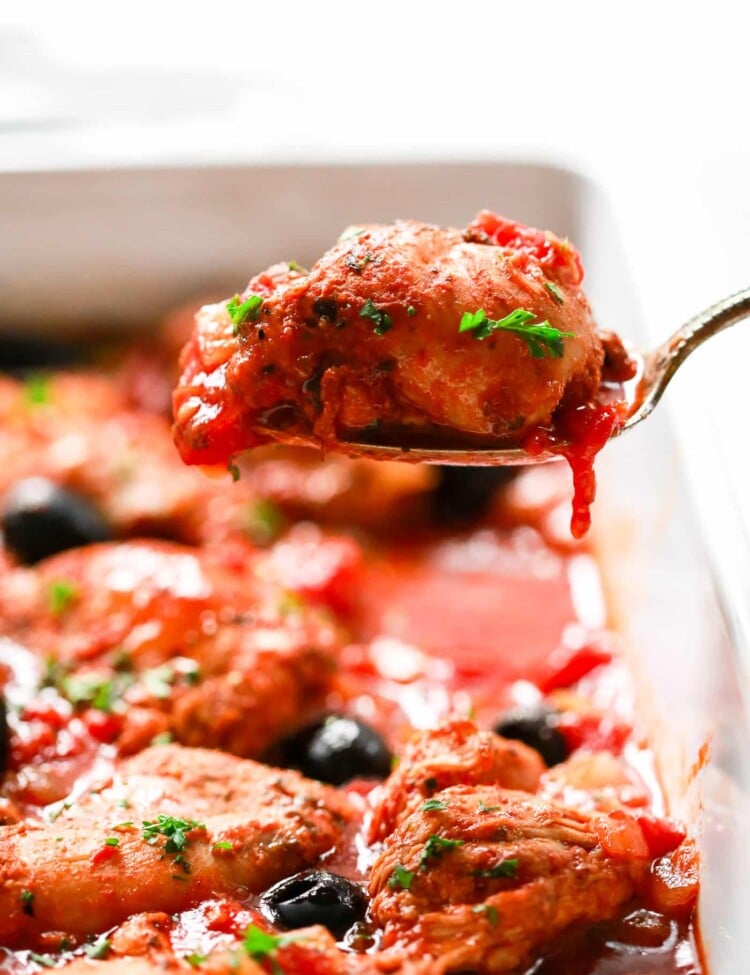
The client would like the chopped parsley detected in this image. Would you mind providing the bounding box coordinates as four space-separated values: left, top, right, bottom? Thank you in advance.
83 939 111 960
544 281 564 304
287 261 308 274
388 863 414 890
24 374 50 406
419 834 464 869
227 457 241 482
345 251 373 273
150 731 174 746
474 858 518 879
20 889 34 916
60 672 133 713
477 800 502 814
184 953 207 968
458 307 574 358
360 298 393 335
213 840 233 851
243 924 297 963
407 305 416 316
227 294 263 334
28 954 56 968
421 798 448 812
47 579 78 616
104 837 120 848
142 815 205 871
245 499 285 546
472 903 499 926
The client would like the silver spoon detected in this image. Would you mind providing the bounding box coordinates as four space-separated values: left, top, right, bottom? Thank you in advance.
341 286 750 466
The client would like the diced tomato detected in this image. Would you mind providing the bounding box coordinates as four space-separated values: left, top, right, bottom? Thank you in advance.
91 844 119 866
537 643 612 693
637 813 687 859
648 840 700 917
467 211 584 285
595 809 649 859
557 710 631 754
81 709 124 744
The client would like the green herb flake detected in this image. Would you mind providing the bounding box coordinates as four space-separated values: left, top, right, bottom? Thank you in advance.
47 579 78 617
472 903 499 926
544 281 564 304
345 251 374 273
213 840 233 851
477 801 502 814
60 672 133 714
419 834 465 870
110 821 135 831
83 939 111 960
388 863 414 890
29 953 56 968
458 307 574 358
474 858 518 879
406 305 417 317
104 837 120 848
421 798 448 812
360 298 393 336
142 664 175 700
185 953 207 968
242 924 290 963
150 731 174 746
20 889 35 916
24 374 50 407
227 457 241 483
287 261 308 274
246 499 285 546
142 815 205 870
227 294 263 333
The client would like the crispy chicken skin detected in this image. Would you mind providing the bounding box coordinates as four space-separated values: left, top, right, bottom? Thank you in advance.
172 213 604 465
0 541 339 756
0 745 353 947
369 784 651 973
367 719 545 843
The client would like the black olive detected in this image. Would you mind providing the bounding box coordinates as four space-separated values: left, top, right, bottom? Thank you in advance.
0 336 82 374
1 478 112 565
0 697 9 780
277 715 392 785
494 703 568 767
259 870 366 939
431 467 518 525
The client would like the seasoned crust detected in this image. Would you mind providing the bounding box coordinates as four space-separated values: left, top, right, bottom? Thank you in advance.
173 215 605 466
369 784 651 973
0 745 354 947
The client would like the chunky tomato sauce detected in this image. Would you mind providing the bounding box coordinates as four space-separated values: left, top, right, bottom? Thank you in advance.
0 332 701 974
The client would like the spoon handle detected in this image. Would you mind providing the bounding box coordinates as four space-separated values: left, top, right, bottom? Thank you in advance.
627 285 750 430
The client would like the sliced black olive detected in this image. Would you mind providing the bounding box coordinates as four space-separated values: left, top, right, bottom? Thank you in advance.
277 715 392 785
1 478 112 565
259 870 366 939
494 703 568 767
0 697 9 780
431 467 518 525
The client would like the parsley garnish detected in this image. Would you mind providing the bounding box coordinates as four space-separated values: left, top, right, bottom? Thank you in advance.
421 798 448 812
227 457 241 482
185 953 207 968
142 815 205 869
20 889 34 916
544 281 564 304
474 858 518 879
477 800 502 814
24 374 50 406
243 924 297 963
246 499 284 546
388 864 414 890
47 580 78 616
360 298 392 335
150 731 174 746
60 673 132 713
345 251 373 273
227 294 263 334
83 939 111 960
472 903 499 925
419 834 464 869
29 954 56 968
459 308 573 358
213 840 233 851
104 837 119 848
407 305 416 317
287 261 308 274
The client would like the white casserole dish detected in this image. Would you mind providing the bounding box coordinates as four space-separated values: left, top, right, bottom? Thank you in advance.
1 159 748 971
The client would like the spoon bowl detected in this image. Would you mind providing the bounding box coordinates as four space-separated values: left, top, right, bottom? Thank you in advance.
340 286 750 466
